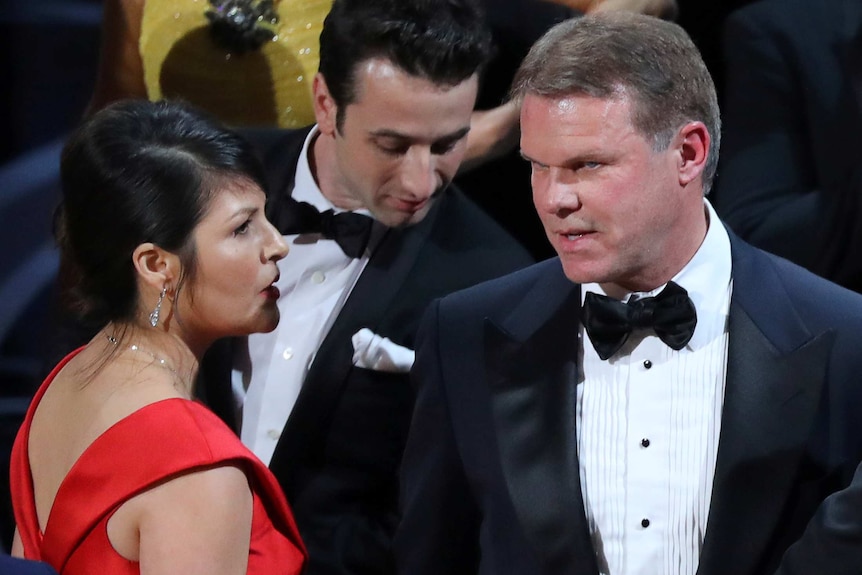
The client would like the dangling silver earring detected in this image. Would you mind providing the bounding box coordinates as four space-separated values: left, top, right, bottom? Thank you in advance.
149 286 167 327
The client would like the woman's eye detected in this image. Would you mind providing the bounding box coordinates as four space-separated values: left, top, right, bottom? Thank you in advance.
234 220 251 236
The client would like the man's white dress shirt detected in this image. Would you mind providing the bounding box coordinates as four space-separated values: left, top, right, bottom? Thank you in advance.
232 127 381 465
577 200 732 575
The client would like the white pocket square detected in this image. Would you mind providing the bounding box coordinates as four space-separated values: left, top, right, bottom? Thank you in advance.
351 328 415 373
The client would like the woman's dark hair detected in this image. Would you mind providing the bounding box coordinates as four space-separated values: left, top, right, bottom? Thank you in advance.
57 99 267 325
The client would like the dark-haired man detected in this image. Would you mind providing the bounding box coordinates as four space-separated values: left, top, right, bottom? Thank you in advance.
199 0 532 573
396 12 862 575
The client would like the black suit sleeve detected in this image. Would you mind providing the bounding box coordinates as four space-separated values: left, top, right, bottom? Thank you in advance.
774 460 862 575
714 7 824 269
395 300 480 575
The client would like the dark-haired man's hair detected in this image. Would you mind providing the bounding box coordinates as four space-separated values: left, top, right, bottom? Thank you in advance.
318 0 492 131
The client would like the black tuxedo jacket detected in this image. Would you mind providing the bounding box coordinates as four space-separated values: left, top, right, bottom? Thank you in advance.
715 0 862 286
396 231 862 575
198 127 533 575
775 456 862 575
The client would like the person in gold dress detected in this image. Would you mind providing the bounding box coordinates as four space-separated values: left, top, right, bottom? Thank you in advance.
88 0 331 127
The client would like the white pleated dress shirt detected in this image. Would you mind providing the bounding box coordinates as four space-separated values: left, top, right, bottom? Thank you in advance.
232 127 381 466
577 200 732 575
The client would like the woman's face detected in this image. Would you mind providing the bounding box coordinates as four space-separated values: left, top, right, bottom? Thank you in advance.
179 177 288 340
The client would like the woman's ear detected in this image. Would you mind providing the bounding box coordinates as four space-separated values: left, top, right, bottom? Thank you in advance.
131 242 180 293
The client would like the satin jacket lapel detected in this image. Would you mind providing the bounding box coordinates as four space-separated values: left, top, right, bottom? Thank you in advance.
268 194 441 474
485 261 599 575
698 237 834 575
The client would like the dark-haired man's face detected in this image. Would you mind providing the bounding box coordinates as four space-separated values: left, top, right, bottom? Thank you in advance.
313 58 478 227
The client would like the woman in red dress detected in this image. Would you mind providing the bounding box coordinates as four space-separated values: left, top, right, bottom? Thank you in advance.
10 99 306 575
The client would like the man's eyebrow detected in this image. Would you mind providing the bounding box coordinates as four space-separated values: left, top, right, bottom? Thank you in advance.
368 129 409 140
369 126 471 142
519 150 608 166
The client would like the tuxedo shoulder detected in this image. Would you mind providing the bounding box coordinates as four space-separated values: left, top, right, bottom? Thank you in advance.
436 257 565 314
744 244 862 325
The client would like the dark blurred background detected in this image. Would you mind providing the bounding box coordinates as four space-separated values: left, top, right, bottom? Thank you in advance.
0 0 101 551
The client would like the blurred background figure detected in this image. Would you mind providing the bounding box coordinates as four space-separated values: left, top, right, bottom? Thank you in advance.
673 0 755 103
0 0 103 551
87 0 331 127
714 0 862 290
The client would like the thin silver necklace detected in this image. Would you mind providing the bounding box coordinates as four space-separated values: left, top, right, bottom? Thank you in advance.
106 334 180 377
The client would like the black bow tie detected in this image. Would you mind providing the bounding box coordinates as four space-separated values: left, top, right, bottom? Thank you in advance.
270 197 374 258
581 281 697 361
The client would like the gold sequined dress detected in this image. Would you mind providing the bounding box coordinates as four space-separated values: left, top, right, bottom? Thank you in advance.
140 0 332 127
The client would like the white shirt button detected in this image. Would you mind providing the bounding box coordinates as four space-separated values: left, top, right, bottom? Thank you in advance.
266 429 281 440
311 271 326 284
282 347 294 360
